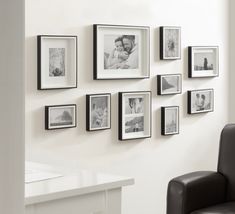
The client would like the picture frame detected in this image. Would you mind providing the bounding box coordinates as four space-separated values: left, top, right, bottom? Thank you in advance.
45 104 77 130
86 93 111 131
188 46 219 78
157 74 182 95
160 26 181 60
118 91 151 141
38 35 77 90
187 89 214 114
161 106 179 135
94 24 150 80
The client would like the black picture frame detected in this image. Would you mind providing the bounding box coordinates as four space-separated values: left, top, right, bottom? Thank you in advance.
45 104 77 130
93 24 150 80
118 91 151 141
38 35 78 90
157 74 182 95
160 26 181 60
187 89 214 114
86 93 111 131
188 46 219 78
161 106 179 136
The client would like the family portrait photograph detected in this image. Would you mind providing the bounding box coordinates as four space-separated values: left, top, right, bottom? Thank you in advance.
188 89 214 114
158 74 181 95
86 94 111 131
189 46 219 77
104 34 139 70
45 104 76 130
160 26 181 60
94 24 150 79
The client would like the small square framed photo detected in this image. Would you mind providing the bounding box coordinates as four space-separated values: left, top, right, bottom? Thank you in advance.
160 26 181 60
188 46 219 78
86 93 111 131
161 106 179 136
38 35 77 90
119 91 151 141
94 24 150 79
45 104 77 130
188 89 214 114
157 74 182 95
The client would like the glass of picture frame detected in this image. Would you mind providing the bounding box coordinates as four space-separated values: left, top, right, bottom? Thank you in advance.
86 93 111 131
38 35 77 90
157 74 182 95
118 91 151 141
188 46 219 78
45 104 77 130
161 106 179 135
187 89 214 114
160 26 181 60
93 24 150 80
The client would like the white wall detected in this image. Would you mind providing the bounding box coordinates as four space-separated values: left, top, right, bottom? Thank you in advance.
229 0 235 121
25 0 230 213
0 0 25 214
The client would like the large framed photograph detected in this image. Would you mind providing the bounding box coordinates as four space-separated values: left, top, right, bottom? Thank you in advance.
188 46 219 78
118 91 151 141
38 35 77 90
160 26 181 60
161 106 179 135
94 24 150 79
45 104 77 130
86 93 111 131
188 89 214 114
157 74 182 95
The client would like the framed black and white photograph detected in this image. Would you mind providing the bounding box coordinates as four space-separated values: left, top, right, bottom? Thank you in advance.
161 106 179 135
160 26 181 60
86 93 111 131
119 91 151 140
94 24 150 79
45 104 77 130
188 89 214 114
188 46 219 78
157 74 182 95
38 35 77 90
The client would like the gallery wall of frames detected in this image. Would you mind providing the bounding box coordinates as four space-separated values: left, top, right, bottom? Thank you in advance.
37 25 218 140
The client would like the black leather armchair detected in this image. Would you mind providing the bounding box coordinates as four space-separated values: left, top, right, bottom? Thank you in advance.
167 124 235 214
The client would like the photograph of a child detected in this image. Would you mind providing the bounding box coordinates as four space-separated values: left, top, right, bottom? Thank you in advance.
90 96 109 129
125 97 144 114
191 90 213 113
49 48 66 77
104 34 139 70
194 51 214 71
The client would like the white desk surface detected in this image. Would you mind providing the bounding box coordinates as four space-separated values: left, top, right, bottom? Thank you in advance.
25 162 134 205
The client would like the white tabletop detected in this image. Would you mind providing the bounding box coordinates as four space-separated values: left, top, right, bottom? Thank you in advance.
25 162 134 205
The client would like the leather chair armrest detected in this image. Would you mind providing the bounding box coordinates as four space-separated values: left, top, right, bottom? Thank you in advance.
167 171 226 214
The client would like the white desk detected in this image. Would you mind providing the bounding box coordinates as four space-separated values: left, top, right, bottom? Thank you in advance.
25 162 134 214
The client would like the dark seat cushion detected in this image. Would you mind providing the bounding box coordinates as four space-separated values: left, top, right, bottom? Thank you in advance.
191 202 235 214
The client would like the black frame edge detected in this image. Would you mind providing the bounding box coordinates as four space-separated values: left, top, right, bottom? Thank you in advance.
160 27 164 60
188 46 192 78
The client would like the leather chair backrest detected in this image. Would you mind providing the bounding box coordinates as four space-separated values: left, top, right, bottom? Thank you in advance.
218 124 235 201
